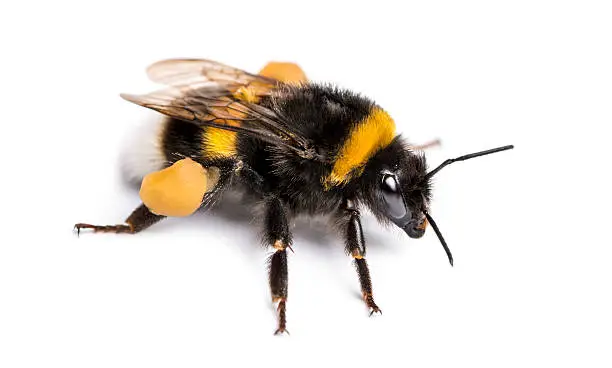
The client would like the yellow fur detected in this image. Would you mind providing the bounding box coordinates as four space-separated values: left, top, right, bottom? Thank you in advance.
324 108 396 188
202 127 237 158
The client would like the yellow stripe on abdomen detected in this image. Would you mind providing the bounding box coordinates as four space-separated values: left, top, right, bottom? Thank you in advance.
324 107 396 188
202 127 238 159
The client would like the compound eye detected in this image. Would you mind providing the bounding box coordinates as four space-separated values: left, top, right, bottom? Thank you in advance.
381 174 407 219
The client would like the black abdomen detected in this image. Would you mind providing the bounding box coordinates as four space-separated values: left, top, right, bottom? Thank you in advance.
162 118 204 165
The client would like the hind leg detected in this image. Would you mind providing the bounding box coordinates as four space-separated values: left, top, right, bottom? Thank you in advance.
74 163 235 235
75 203 164 235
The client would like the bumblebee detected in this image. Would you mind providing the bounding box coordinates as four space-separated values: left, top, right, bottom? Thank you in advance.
75 59 513 334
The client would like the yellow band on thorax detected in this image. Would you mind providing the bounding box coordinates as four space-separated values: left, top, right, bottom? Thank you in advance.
324 108 395 188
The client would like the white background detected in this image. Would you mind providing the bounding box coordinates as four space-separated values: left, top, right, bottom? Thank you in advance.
1 0 611 367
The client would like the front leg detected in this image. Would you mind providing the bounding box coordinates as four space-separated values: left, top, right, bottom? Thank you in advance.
339 198 382 315
264 196 292 335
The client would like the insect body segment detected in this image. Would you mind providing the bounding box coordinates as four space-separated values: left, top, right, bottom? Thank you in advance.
76 58 514 334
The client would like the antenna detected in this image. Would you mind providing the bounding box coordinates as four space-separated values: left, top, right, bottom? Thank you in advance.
426 145 514 179
424 211 453 266
423 144 513 265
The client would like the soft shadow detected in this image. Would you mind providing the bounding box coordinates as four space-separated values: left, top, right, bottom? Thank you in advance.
192 192 343 250
350 290 363 302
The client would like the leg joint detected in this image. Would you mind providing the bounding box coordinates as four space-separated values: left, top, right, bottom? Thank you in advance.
273 240 287 251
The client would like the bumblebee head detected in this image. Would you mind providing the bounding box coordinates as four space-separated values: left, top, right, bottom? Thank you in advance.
362 137 430 237
379 168 429 239
361 137 514 266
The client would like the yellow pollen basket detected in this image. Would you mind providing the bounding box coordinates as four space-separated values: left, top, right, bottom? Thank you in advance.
140 158 220 217
258 62 307 83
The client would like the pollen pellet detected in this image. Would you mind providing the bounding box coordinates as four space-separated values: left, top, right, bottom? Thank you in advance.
139 158 214 217
258 62 307 83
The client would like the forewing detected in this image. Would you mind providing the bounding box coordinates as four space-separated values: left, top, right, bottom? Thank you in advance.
121 85 320 160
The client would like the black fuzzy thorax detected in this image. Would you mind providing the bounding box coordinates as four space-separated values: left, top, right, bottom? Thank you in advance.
237 84 375 215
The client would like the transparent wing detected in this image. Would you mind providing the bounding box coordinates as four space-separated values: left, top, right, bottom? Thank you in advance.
146 58 277 93
121 84 322 161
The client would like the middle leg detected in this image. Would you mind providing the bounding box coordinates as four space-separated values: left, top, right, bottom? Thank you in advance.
339 198 382 315
264 196 292 335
